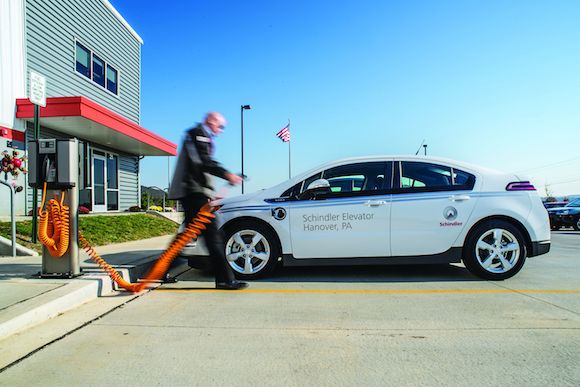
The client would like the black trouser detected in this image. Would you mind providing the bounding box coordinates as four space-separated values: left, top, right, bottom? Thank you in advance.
181 193 235 284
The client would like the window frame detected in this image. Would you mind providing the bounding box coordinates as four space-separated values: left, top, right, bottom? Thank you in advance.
92 54 106 87
277 161 393 201
393 161 476 193
74 39 120 97
75 41 91 79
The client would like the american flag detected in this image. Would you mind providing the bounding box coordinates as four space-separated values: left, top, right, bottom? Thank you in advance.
276 124 290 142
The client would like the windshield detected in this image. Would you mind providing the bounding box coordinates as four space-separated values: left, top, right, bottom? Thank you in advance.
566 199 580 207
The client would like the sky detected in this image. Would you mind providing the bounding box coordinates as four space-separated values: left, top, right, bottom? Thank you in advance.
110 0 580 198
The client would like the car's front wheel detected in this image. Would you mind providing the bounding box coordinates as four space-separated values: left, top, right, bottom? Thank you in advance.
463 220 527 280
223 222 281 280
573 217 580 231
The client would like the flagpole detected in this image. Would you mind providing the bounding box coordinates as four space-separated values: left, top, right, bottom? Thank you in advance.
288 119 291 179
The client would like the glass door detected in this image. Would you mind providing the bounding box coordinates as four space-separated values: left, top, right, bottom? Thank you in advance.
92 153 107 212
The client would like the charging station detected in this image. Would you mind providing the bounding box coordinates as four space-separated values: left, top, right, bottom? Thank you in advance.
28 138 81 278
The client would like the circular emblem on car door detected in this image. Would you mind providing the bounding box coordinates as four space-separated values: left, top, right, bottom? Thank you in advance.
443 206 458 221
272 207 286 220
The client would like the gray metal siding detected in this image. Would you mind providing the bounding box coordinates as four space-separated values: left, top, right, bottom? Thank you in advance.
25 0 141 123
119 156 139 211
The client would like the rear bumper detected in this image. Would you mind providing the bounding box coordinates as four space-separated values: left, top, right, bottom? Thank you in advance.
530 240 550 257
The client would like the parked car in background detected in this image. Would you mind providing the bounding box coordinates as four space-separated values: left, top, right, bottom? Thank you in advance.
547 199 580 230
544 201 568 209
182 156 551 281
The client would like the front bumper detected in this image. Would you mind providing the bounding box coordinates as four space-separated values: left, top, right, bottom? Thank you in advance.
530 240 551 257
549 214 577 227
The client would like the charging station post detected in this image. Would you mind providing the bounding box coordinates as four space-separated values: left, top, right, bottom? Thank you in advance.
28 138 81 277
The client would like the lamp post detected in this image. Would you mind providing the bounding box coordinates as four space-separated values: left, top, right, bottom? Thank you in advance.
240 104 251 194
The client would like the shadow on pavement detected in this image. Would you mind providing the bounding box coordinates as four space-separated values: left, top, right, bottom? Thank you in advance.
177 264 483 284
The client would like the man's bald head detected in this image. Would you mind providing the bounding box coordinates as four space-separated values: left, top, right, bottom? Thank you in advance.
204 112 226 135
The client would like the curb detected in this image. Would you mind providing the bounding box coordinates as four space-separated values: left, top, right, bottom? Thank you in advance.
0 274 112 340
0 255 190 341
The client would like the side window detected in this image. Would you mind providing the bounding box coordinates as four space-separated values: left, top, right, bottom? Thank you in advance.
320 162 390 197
452 168 476 189
399 162 475 192
92 55 106 87
74 40 120 95
302 172 322 192
106 65 118 94
281 182 301 198
76 42 91 78
279 172 321 198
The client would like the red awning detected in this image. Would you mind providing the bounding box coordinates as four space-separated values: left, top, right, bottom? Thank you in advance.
16 96 176 156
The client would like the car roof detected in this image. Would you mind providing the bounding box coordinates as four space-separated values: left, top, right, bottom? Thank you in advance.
297 155 502 179
261 154 505 196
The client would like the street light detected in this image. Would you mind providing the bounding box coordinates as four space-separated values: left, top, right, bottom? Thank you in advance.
240 104 251 194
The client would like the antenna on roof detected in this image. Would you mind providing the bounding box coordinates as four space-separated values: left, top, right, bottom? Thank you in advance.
415 139 425 155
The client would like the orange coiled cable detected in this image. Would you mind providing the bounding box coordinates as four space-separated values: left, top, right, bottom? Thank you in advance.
38 182 70 257
78 233 142 292
78 203 217 293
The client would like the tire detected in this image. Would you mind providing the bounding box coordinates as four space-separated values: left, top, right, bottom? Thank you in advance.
573 217 580 231
223 221 281 280
463 220 527 280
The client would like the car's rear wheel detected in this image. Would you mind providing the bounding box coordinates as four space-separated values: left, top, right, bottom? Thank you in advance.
463 220 527 280
223 222 281 280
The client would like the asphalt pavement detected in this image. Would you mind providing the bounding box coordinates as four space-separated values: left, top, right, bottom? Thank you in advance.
0 232 579 386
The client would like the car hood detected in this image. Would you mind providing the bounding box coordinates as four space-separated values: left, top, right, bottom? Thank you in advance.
218 189 275 208
549 206 580 213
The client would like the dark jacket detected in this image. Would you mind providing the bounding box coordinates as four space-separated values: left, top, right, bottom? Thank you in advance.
168 124 229 199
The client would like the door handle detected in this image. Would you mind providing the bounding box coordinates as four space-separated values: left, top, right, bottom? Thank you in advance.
449 195 470 202
364 200 387 207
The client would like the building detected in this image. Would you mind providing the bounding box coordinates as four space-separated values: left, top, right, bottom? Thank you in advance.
0 0 176 216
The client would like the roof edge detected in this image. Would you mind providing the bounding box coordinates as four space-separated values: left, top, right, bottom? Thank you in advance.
100 0 144 45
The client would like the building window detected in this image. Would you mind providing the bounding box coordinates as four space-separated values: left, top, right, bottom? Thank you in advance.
106 65 118 95
75 42 91 78
75 40 119 95
92 55 105 87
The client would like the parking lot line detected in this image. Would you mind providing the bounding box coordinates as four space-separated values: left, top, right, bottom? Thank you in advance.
155 288 580 295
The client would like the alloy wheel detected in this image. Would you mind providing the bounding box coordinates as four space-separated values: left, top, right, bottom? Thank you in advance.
225 229 271 275
475 228 520 274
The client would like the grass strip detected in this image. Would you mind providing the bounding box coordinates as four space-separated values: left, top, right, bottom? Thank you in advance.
0 214 178 254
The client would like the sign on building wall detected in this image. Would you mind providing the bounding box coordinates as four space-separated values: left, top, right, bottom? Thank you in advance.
29 71 46 107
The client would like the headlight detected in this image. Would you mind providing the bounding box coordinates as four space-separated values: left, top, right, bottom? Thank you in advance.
562 210 569 215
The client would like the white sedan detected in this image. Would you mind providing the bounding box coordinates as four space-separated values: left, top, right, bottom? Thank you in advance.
183 156 551 280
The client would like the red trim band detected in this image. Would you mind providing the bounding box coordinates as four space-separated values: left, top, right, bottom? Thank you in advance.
16 96 176 155
0 126 25 142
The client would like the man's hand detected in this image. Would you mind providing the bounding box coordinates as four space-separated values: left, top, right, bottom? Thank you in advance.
225 172 243 186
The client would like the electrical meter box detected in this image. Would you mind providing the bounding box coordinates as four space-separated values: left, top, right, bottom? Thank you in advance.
28 139 78 188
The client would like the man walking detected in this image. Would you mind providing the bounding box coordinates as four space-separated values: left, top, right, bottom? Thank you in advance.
169 112 247 290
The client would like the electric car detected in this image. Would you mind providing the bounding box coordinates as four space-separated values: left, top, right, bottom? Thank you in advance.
182 156 551 280
547 198 580 230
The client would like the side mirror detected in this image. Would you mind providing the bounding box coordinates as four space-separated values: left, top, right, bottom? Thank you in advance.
298 179 331 200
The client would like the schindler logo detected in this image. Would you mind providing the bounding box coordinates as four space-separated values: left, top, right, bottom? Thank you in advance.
441 207 462 227
444 206 458 221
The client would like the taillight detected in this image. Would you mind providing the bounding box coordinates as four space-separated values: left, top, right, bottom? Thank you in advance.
506 181 536 191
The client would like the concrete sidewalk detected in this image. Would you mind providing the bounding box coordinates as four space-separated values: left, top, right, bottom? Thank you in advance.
0 234 189 368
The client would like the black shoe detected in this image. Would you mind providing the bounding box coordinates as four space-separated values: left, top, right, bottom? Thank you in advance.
215 280 248 290
162 275 178 283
